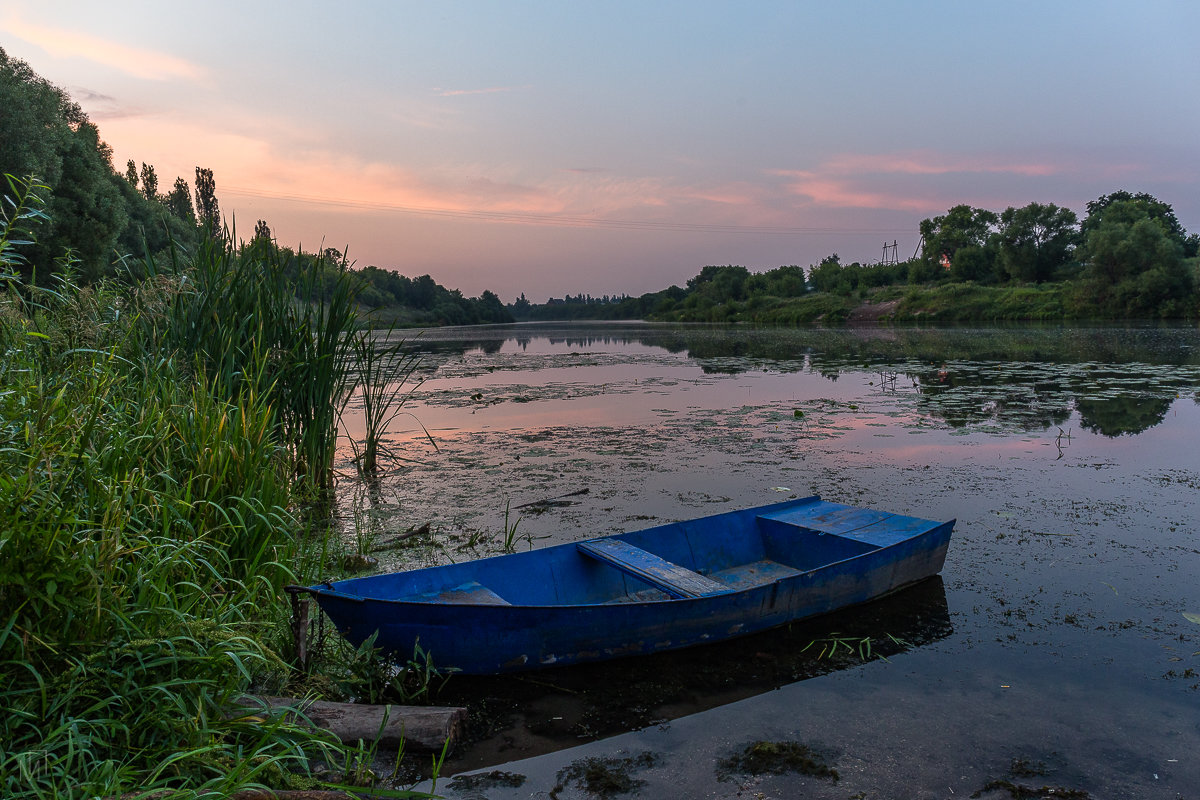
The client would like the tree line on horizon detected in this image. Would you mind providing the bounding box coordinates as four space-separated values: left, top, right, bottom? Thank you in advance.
507 191 1199 323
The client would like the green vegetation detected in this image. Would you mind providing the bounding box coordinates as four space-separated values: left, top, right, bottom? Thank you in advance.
1 47 201 280
0 174 441 798
512 194 1199 325
717 741 839 782
354 266 513 326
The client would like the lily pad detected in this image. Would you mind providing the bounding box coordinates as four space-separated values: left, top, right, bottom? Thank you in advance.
1183 612 1200 625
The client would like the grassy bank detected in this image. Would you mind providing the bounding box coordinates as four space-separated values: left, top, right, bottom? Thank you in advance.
644 279 1199 325
0 177 427 798
889 283 1066 322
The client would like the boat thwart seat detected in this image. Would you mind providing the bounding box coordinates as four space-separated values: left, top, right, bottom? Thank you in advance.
577 538 730 599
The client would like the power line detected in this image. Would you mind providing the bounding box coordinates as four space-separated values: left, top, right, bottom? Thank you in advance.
222 184 913 236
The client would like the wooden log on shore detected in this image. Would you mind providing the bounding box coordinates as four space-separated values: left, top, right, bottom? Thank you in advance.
236 696 465 753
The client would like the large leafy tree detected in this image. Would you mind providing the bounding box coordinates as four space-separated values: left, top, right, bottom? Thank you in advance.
995 202 1078 283
1083 191 1183 242
0 48 78 187
686 264 751 302
36 121 129 279
1078 198 1192 317
918 205 999 271
1083 190 1198 258
748 264 807 297
807 254 845 294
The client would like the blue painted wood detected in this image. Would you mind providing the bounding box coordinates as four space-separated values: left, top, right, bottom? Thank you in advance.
309 495 955 674
576 538 730 598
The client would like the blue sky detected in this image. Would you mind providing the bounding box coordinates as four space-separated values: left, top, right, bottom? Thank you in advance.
2 1 1197 299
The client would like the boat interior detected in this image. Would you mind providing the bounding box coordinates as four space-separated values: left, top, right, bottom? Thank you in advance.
327 498 943 608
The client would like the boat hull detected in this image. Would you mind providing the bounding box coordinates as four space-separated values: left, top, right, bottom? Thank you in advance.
310 496 953 674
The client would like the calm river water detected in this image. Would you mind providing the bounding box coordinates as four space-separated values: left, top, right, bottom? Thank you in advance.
335 322 1200 799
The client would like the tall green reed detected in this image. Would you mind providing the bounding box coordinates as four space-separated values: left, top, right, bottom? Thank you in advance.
1 176 423 799
346 326 431 477
142 232 361 500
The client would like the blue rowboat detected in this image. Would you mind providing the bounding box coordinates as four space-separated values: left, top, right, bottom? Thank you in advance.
308 495 953 674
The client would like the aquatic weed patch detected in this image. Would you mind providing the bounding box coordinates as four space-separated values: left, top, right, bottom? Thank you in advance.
971 779 1090 799
551 751 660 798
448 770 527 792
717 740 839 782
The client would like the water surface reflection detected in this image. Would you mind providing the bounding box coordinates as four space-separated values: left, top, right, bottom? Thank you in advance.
334 323 1200 798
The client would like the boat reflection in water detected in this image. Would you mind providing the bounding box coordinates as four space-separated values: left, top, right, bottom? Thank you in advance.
439 576 952 771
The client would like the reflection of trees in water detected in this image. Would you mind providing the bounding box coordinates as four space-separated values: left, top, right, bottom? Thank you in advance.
1074 395 1174 436
399 324 1200 437
648 327 1198 437
646 325 1200 370
909 364 1194 435
909 363 1076 432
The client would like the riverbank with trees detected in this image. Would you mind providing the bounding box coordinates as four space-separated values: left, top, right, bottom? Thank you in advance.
509 194 1199 325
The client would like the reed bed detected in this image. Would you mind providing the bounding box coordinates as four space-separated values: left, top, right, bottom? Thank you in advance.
0 176 426 798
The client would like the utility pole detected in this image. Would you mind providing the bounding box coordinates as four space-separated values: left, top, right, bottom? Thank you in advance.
881 240 899 266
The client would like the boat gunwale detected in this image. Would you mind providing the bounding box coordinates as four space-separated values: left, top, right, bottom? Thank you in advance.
309 518 954 611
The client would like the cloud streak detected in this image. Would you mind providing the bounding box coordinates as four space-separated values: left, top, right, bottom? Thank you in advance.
769 149 1074 212
0 16 205 82
823 151 1060 177
432 85 528 97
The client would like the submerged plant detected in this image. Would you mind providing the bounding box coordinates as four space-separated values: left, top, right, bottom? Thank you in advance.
718 741 839 782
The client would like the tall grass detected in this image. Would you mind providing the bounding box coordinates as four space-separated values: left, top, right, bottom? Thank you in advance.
346 325 430 477
0 175 418 798
146 234 359 499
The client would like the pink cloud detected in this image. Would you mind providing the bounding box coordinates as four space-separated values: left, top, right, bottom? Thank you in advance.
0 16 205 82
766 148 1076 212
824 151 1060 177
770 171 938 212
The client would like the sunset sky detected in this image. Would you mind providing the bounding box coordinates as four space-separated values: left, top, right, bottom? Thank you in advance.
3 1 1198 300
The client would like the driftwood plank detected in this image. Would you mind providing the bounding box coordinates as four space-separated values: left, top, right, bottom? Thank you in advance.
237 696 464 753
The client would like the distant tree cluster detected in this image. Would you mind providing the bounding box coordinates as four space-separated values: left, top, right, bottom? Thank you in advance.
909 193 1197 317
352 265 512 325
509 191 1197 323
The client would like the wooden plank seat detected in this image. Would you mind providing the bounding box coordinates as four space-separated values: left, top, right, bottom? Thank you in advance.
707 559 803 590
577 538 729 599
